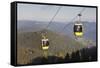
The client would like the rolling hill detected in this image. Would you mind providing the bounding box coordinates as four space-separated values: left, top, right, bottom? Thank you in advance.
17 29 86 64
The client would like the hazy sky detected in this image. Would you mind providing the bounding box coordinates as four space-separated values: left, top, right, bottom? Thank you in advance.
17 3 96 22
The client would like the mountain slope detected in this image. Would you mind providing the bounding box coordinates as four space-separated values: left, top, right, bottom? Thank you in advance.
17 29 86 64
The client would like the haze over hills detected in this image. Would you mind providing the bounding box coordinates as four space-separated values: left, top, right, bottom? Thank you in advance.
18 20 96 42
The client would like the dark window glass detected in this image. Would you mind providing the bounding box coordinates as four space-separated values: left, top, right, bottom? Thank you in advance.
43 41 49 46
74 25 82 32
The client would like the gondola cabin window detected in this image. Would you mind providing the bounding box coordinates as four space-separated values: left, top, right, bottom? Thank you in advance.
74 24 83 32
74 23 83 37
42 38 49 50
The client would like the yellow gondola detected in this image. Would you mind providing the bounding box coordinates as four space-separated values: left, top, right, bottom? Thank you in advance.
74 23 83 37
74 13 83 38
41 33 49 50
